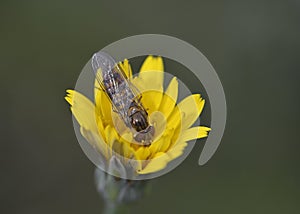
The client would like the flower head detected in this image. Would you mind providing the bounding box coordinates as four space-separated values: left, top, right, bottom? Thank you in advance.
65 55 210 178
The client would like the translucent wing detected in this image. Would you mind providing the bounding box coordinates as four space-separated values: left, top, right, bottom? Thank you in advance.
91 51 135 126
92 51 116 91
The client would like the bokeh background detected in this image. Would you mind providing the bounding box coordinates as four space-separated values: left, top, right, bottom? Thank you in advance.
1 0 299 213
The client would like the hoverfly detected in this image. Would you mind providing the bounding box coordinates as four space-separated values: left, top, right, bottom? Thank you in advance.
91 51 154 145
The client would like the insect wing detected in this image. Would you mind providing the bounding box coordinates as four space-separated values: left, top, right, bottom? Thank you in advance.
91 51 133 124
92 51 115 91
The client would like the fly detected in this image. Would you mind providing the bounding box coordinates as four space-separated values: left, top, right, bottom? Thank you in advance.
91 51 154 145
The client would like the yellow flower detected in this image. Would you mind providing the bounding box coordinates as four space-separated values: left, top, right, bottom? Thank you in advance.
65 55 210 176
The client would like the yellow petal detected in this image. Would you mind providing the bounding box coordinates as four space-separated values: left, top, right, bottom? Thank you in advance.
138 71 163 92
105 125 118 148
94 80 113 127
149 127 173 155
122 141 136 159
131 75 163 113
158 77 178 118
96 113 105 139
118 59 132 79
138 152 170 174
140 55 164 73
135 146 151 160
65 90 98 133
180 126 211 142
111 112 128 136
138 55 164 91
139 140 190 174
166 105 182 133
144 90 164 114
167 142 188 160
80 126 109 160
136 56 164 111
178 94 205 130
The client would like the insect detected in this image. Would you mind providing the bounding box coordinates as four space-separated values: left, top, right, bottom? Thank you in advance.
91 51 154 145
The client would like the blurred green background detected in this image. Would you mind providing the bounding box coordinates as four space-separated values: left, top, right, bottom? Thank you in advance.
1 0 299 213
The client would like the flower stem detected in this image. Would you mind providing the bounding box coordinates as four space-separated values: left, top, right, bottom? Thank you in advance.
103 201 117 214
103 201 130 214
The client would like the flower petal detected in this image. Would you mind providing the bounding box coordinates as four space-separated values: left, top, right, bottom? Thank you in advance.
180 126 211 142
140 55 164 73
158 77 178 118
139 141 189 174
94 81 113 127
149 127 173 155
130 77 163 113
107 156 127 178
138 71 163 93
118 59 132 79
138 152 169 174
65 90 98 133
80 126 109 161
166 105 182 133
135 56 164 112
135 147 151 160
122 140 136 160
105 125 119 150
141 90 164 114
167 142 188 160
178 94 205 130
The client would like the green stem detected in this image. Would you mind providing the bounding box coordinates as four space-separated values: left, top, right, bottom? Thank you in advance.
103 201 130 214
103 201 118 214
